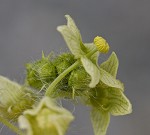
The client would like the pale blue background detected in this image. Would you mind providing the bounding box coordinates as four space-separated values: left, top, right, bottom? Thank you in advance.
0 0 150 135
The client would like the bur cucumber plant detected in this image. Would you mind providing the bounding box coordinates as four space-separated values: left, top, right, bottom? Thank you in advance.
0 15 132 135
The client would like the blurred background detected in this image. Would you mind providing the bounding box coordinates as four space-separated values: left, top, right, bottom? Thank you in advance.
0 0 150 135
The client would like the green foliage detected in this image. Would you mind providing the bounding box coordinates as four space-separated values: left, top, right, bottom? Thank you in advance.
18 97 74 135
90 87 132 115
91 108 110 135
53 53 76 93
100 52 119 78
0 15 132 135
83 43 99 65
68 66 91 92
26 55 57 90
81 56 100 88
99 68 124 91
53 53 75 75
57 15 101 89
57 15 85 59
0 76 38 121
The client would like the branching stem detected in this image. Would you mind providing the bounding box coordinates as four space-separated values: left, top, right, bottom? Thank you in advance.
45 49 98 96
45 60 80 96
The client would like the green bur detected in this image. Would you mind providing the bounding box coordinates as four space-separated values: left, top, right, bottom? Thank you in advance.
53 53 75 75
68 66 91 93
52 53 92 98
26 56 57 90
53 53 75 92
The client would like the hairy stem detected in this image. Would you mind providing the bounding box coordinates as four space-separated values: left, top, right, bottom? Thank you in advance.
0 116 24 135
45 60 80 96
45 49 98 96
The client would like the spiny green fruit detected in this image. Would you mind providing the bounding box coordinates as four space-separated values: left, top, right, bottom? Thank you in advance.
0 76 38 121
26 54 57 90
53 53 75 74
53 53 75 92
68 66 91 92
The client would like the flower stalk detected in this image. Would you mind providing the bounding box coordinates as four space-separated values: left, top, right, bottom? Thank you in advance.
45 47 99 96
45 60 80 96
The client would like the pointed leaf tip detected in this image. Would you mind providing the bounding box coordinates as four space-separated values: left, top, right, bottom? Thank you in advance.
100 51 119 78
100 68 124 91
91 108 110 135
108 89 132 116
57 15 84 58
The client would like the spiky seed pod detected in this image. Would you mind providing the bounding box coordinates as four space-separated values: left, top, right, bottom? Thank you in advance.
94 36 110 53
26 57 57 90
53 53 75 75
0 76 38 121
53 53 76 92
68 66 91 93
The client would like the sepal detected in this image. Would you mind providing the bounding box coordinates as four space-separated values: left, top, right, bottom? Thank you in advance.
18 97 74 135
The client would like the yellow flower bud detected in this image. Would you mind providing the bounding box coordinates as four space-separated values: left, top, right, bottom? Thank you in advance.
0 76 37 121
94 36 110 53
18 97 74 135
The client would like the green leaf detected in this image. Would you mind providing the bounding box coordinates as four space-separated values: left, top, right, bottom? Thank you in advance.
0 76 37 121
99 68 124 91
100 52 119 78
81 56 100 88
57 25 84 58
18 97 74 135
106 88 132 116
89 86 132 116
84 43 99 65
91 108 110 135
57 15 85 58
65 15 82 41
0 76 21 105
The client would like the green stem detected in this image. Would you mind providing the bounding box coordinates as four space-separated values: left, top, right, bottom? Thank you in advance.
0 116 24 135
86 48 98 58
45 48 98 96
45 60 80 96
